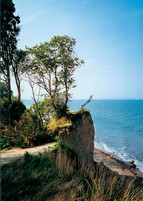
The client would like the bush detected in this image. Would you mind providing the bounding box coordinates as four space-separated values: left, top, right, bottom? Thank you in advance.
53 97 69 119
27 98 54 124
27 97 69 121
0 97 9 127
0 125 24 149
10 97 26 123
53 140 76 158
17 113 54 147
0 96 26 127
1 112 54 149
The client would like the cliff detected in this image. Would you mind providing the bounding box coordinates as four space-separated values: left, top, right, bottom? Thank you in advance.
58 109 143 189
58 110 95 168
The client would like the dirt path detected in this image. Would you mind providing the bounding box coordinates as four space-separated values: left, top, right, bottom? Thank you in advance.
1 142 57 165
1 143 143 179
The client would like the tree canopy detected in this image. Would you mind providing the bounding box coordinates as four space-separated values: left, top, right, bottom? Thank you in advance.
23 35 84 117
0 0 20 104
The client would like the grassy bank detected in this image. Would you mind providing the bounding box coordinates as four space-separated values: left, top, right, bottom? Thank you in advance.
1 148 143 201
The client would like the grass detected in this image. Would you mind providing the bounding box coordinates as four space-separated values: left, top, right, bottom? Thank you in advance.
48 116 72 133
1 110 143 200
47 108 90 137
1 149 143 201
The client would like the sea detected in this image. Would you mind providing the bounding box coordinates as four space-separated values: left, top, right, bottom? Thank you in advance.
23 99 143 172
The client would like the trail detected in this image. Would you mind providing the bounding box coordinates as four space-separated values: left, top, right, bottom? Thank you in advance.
1 142 57 165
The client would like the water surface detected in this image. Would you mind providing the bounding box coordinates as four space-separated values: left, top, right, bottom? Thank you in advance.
23 99 143 172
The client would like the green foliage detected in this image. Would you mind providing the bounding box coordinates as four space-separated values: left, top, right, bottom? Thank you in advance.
1 151 79 201
13 49 26 64
1 0 20 67
0 83 26 127
53 140 76 158
26 98 54 124
0 82 26 127
1 112 54 149
1 96 26 127
0 96 9 127
1 152 142 201
0 125 24 149
18 113 53 147
0 82 13 99
10 97 26 123
1 152 55 201
1 0 20 104
1 96 57 149
67 108 90 123
23 35 84 118
52 97 69 118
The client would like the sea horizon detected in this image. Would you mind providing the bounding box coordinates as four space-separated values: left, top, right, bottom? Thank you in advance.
23 99 143 173
22 98 143 101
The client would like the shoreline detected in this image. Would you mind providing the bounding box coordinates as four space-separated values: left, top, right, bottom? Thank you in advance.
94 148 143 178
1 142 143 179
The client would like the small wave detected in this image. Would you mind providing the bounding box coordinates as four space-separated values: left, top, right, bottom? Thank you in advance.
94 139 143 173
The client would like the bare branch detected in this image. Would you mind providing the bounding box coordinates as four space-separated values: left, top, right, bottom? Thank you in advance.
27 75 43 126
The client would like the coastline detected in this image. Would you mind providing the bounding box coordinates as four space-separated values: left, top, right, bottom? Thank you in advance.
23 99 143 174
94 148 143 178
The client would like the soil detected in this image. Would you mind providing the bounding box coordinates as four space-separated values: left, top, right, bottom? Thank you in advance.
1 142 57 165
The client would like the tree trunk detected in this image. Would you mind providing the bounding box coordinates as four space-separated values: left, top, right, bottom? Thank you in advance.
29 79 43 127
16 76 21 105
18 86 21 104
17 82 21 118
7 65 11 105
6 64 11 124
64 67 68 112
12 64 21 117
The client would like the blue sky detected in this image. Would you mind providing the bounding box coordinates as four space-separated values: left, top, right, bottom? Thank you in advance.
13 0 143 99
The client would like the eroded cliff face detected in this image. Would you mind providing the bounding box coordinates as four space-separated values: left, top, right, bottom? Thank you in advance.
58 110 143 189
59 111 95 168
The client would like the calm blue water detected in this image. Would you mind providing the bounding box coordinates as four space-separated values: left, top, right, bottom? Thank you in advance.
23 99 143 172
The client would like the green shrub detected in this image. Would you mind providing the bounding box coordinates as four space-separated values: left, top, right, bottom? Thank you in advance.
1 112 54 149
1 125 24 149
0 97 9 127
26 98 54 124
53 97 69 118
53 139 76 158
10 97 26 123
0 95 26 127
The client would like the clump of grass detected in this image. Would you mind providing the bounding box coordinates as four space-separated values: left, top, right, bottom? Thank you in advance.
1 151 80 201
2 149 143 201
66 108 90 123
48 116 72 133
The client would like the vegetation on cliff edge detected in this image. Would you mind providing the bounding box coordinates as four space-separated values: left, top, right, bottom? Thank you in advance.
2 149 143 201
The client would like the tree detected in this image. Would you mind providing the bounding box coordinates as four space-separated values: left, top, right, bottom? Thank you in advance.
50 36 84 111
0 82 26 127
0 82 10 127
12 49 26 104
0 0 20 105
23 35 84 117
